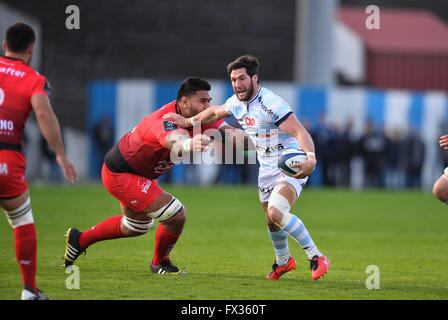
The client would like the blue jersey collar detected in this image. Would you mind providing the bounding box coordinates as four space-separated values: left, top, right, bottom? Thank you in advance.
248 87 262 104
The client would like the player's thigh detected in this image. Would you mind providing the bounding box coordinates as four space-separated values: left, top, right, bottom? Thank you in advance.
258 171 276 203
101 164 184 224
102 164 163 215
266 175 305 223
261 201 269 220
261 202 268 214
0 191 30 212
121 191 177 221
0 151 28 209
272 182 296 207
141 191 185 226
274 174 308 206
259 172 296 222
261 201 280 230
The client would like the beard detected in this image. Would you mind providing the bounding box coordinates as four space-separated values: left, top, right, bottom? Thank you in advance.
235 81 255 102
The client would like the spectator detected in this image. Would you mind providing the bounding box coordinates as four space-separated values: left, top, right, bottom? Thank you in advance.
384 129 406 189
403 129 425 189
40 134 63 183
333 122 354 187
313 115 337 187
93 115 114 176
358 121 387 188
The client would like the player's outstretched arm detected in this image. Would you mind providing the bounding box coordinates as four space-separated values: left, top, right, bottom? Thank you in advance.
164 130 212 156
31 94 77 183
163 105 230 128
278 113 317 179
217 125 255 151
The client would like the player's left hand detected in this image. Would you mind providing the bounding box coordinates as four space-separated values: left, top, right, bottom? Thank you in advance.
191 134 212 152
163 113 188 128
56 153 77 184
291 158 316 179
439 135 448 149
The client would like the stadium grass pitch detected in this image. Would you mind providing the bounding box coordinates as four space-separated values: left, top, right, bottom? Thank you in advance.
0 184 447 300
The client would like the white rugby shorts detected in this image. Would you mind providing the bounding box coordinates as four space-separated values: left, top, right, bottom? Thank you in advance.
258 167 308 203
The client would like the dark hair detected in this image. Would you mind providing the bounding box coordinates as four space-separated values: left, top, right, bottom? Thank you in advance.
5 23 36 53
226 55 259 78
177 77 211 101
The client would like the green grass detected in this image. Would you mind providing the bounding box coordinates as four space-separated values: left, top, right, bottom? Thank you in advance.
0 184 447 300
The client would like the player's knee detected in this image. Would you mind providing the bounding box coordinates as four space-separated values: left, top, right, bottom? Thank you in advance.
4 197 34 229
159 206 186 235
432 171 448 203
177 206 186 224
267 206 282 225
265 209 281 230
267 190 291 228
121 216 154 236
165 206 186 227
147 197 184 223
433 180 448 203
433 190 448 203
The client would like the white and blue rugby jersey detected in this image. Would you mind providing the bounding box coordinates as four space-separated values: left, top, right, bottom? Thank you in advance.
224 87 300 169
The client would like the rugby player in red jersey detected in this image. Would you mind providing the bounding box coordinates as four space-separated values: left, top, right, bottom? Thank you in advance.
0 23 77 300
64 77 231 275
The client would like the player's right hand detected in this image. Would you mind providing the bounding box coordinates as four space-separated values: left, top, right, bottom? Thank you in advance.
291 158 316 179
163 113 188 128
56 153 77 183
439 135 448 149
191 134 212 152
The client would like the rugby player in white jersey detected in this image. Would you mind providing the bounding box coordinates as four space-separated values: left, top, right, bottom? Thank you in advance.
165 55 330 280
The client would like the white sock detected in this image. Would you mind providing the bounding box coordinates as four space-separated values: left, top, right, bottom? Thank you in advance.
282 213 322 260
268 229 290 266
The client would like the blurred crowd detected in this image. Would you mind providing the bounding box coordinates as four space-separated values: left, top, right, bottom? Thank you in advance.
207 116 433 190
307 119 427 189
90 115 435 189
34 114 443 190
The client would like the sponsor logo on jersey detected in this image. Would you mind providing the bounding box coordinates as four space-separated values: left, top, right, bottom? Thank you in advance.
0 119 14 136
244 117 256 127
163 120 177 131
0 66 26 78
154 160 175 174
138 178 152 194
256 143 284 155
256 131 278 138
258 96 279 122
0 163 8 175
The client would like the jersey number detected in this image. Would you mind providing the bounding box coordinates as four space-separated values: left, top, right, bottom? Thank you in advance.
0 88 4 106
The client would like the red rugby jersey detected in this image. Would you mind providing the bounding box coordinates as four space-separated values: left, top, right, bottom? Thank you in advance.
105 100 224 179
0 56 49 148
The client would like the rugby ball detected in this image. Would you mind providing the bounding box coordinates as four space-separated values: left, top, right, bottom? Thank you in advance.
278 149 308 177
